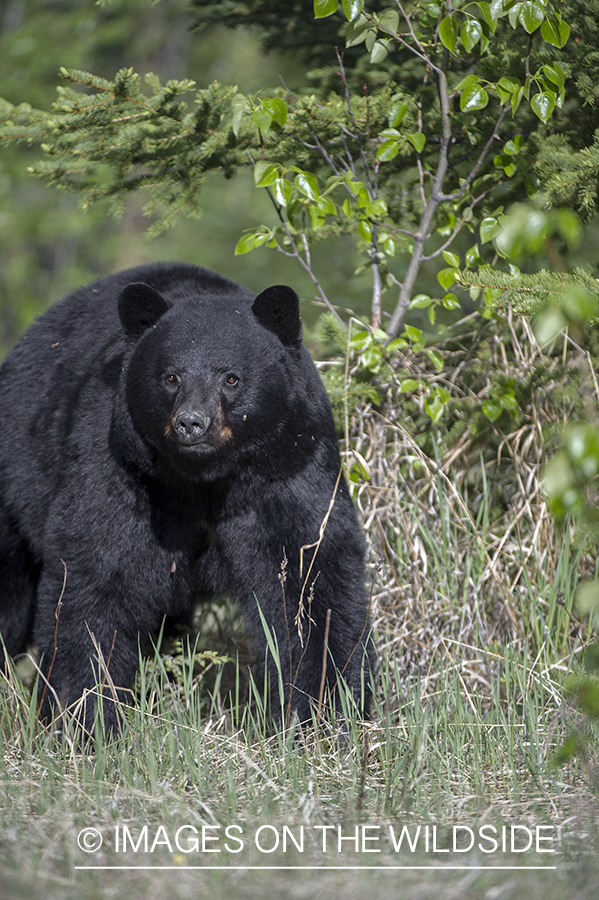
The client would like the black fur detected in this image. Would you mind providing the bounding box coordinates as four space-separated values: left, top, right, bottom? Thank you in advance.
0 263 372 730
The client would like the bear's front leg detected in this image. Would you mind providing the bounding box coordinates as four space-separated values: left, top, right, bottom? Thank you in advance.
217 481 374 727
33 535 181 734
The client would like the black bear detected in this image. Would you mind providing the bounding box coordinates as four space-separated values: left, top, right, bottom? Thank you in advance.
0 262 372 732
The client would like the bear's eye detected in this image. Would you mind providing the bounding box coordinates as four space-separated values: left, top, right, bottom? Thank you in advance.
225 374 239 387
164 373 180 387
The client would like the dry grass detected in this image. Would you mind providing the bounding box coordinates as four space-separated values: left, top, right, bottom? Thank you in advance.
340 312 597 712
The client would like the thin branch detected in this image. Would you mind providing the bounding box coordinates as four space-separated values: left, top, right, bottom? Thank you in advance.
266 185 344 324
387 53 453 338
370 224 383 330
421 183 501 261
439 106 508 202
336 49 384 328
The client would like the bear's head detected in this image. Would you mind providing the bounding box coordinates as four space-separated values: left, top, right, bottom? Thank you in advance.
116 280 305 481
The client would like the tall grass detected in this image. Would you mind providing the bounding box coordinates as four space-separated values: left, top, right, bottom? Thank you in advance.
1 460 598 899
2 318 599 898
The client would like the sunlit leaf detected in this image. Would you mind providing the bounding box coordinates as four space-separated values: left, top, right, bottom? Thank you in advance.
342 0 364 22
540 15 570 47
294 171 320 201
461 19 482 51
254 161 279 187
460 82 489 112
314 0 338 18
531 90 555 123
376 139 399 161
442 250 460 267
518 0 545 33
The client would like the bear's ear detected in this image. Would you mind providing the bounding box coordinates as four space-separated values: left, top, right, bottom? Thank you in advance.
118 282 171 340
252 285 302 348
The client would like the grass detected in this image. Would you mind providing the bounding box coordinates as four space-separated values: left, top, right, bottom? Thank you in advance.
1 474 598 899
2 321 599 899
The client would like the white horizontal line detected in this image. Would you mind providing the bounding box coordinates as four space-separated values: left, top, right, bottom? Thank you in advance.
74 865 558 871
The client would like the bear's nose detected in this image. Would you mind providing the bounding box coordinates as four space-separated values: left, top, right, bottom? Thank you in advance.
172 410 211 442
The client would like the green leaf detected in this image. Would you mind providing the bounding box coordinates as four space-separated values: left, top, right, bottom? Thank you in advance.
378 128 401 140
370 40 389 64
504 134 523 155
554 208 582 248
496 84 511 106
403 325 423 342
379 9 400 32
531 90 555 123
318 195 337 215
309 205 325 229
543 63 565 90
386 338 408 352
455 73 479 92
437 267 458 290
439 15 459 53
441 292 460 310
460 82 489 112
380 233 396 256
399 378 420 392
235 233 259 255
508 3 522 29
494 153 517 177
540 15 570 47
461 19 482 51
252 106 272 130
365 25 377 51
314 0 338 18
356 187 370 208
407 132 426 153
294 172 320 201
366 198 388 217
409 294 432 308
442 250 460 267
478 2 498 31
480 216 499 242
498 76 520 94
511 85 525 115
465 244 480 267
427 349 444 372
345 14 369 46
253 161 279 187
518 0 544 33
482 398 503 421
388 100 408 128
273 177 291 207
500 389 519 415
376 139 400 162
358 219 372 241
262 97 288 126
342 0 364 21
425 393 445 423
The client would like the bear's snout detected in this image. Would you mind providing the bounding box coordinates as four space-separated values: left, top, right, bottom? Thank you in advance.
172 409 211 444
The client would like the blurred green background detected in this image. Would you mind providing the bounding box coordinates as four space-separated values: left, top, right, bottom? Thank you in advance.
0 0 379 350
